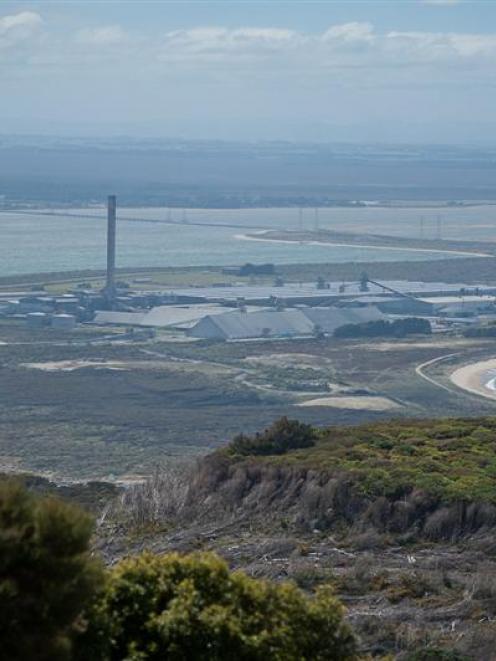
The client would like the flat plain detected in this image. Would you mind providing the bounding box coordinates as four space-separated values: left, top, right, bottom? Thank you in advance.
1 314 495 480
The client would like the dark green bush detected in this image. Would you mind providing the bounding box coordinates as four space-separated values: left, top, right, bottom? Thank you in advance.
406 649 470 661
0 480 102 660
334 317 431 339
77 551 356 661
228 417 317 456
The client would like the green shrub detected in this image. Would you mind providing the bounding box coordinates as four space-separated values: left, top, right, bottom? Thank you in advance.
334 317 431 339
406 649 470 661
261 418 496 505
77 551 357 661
228 417 316 456
0 480 102 660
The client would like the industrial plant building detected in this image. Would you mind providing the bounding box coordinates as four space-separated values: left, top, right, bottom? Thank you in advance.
3 196 496 342
187 307 385 341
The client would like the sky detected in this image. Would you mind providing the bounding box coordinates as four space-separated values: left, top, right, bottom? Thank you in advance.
1 0 496 144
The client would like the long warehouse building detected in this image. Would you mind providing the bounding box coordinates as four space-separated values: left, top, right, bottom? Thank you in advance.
187 306 384 341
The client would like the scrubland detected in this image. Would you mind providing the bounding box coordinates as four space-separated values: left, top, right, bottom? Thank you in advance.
86 416 496 659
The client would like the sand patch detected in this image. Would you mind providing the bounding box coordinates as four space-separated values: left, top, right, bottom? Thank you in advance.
365 339 483 352
244 353 332 370
450 358 496 400
21 358 237 377
238 232 490 258
22 360 129 372
298 395 399 411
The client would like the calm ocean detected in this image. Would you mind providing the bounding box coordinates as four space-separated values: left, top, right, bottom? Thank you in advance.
1 205 494 277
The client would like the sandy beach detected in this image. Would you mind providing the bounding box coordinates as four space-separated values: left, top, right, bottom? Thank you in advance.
237 231 490 258
450 359 496 400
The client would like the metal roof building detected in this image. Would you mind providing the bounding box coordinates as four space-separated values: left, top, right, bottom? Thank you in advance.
300 306 384 334
138 304 231 329
187 309 315 340
93 304 255 329
160 281 496 305
187 306 384 340
93 311 147 326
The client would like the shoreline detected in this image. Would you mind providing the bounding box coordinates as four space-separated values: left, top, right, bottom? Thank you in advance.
450 359 496 400
236 232 491 259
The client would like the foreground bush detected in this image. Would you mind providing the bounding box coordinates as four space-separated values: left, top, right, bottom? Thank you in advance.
228 417 317 456
78 551 356 661
0 480 102 660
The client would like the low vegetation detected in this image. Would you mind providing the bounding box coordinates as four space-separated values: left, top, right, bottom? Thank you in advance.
273 417 496 503
334 317 431 339
159 416 496 546
224 417 496 504
0 480 356 660
0 480 102 660
79 552 356 661
464 324 496 337
228 417 317 456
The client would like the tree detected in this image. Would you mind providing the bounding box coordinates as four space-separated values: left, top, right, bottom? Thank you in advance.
0 480 103 661
77 551 357 661
228 417 317 456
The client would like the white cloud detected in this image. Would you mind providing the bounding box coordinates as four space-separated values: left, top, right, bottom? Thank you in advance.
160 26 300 62
76 25 128 46
0 11 42 49
3 13 496 89
156 21 496 70
322 22 375 44
385 30 496 61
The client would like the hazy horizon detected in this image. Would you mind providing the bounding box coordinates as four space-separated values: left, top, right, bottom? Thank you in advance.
2 0 496 144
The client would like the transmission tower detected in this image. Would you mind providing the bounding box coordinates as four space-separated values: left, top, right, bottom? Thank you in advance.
436 214 442 240
314 207 320 232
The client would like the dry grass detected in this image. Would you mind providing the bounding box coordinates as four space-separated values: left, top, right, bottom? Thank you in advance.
117 461 194 529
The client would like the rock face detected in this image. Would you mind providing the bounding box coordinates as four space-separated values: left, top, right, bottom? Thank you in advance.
185 453 496 542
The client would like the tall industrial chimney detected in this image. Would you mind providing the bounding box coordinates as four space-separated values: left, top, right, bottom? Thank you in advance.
106 195 117 297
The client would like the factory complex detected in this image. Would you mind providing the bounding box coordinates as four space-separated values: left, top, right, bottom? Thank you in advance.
3 196 496 342
3 276 496 341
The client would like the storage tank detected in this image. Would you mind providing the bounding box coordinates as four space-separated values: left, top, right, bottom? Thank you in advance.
26 312 48 328
51 313 76 331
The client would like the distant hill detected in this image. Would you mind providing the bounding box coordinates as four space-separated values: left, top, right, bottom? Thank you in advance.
2 137 496 205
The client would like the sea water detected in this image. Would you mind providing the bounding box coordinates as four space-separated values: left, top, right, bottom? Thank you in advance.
1 205 495 277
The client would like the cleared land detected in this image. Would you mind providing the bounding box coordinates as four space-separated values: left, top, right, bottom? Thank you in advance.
2 316 496 481
297 395 399 410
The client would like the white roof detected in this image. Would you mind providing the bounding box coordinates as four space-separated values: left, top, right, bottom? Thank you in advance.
139 304 231 328
301 306 384 332
93 311 147 326
193 309 315 339
163 280 496 302
420 295 496 304
93 304 246 329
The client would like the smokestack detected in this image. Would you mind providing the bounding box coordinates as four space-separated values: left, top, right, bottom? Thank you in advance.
106 195 116 296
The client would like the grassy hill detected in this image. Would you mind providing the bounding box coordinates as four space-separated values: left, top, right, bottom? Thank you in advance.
228 417 496 503
101 417 496 658
182 417 496 542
